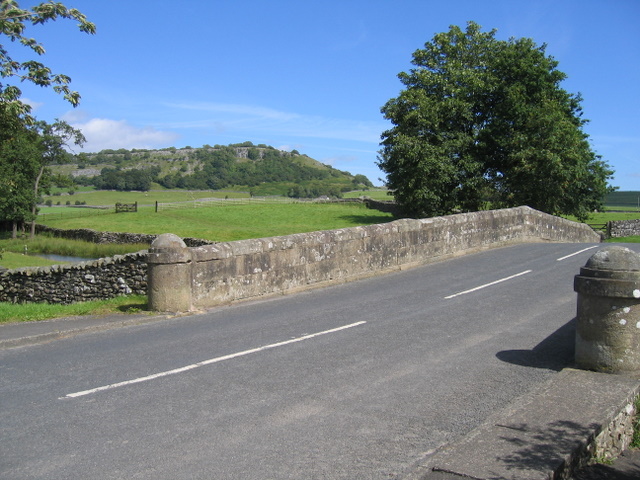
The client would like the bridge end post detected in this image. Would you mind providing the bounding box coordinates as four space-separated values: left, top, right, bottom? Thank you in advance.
147 233 193 313
574 246 640 373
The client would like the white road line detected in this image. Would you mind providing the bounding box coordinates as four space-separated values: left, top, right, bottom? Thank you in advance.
444 270 532 299
61 321 367 399
556 246 598 262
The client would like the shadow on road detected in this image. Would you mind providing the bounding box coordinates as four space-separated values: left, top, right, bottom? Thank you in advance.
496 318 576 371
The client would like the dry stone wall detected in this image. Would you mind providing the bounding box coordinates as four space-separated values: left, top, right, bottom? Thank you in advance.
34 224 214 247
609 219 640 238
0 252 147 305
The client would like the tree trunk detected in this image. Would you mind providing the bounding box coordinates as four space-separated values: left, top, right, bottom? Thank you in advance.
30 166 45 239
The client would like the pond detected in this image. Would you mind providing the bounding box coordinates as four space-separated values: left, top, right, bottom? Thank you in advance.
34 254 97 264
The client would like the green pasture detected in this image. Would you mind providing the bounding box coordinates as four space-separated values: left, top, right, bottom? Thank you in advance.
37 202 394 242
0 251 64 269
43 187 389 206
0 235 148 261
565 211 640 224
605 191 640 209
43 188 250 207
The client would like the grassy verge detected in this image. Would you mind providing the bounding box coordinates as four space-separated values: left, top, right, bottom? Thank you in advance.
0 234 148 260
0 251 67 269
0 295 149 324
606 236 640 243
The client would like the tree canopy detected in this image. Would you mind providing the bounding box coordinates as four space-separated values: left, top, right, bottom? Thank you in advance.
0 118 84 237
377 22 614 221
1 0 95 122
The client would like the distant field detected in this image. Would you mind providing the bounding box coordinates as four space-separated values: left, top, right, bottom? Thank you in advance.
605 191 640 209
565 211 640 224
43 188 249 207
43 187 390 206
38 202 394 242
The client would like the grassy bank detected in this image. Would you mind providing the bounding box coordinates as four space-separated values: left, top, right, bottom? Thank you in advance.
0 234 148 260
0 295 148 324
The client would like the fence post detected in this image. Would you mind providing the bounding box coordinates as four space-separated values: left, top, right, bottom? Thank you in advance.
147 233 192 312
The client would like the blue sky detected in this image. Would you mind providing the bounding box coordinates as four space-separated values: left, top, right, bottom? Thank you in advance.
14 0 640 190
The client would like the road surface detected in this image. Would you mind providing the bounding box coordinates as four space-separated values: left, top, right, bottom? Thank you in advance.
2 242 634 479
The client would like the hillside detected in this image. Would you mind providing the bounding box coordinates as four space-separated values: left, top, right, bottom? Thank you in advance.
55 142 374 198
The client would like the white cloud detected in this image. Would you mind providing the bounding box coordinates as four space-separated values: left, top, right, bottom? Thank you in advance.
68 118 180 152
21 97 44 111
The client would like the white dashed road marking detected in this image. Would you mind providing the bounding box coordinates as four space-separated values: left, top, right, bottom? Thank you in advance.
61 321 367 399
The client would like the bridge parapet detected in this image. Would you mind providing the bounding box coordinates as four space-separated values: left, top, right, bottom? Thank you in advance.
147 206 600 313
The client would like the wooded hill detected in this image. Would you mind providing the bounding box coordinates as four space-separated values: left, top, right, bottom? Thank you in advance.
58 142 374 198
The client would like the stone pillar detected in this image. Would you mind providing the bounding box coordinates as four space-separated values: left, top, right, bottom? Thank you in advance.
574 246 640 373
147 233 193 312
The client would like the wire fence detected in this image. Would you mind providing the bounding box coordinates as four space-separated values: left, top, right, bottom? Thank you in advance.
155 196 335 212
37 207 113 221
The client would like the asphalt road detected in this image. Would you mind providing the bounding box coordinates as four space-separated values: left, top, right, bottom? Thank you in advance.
2 242 636 480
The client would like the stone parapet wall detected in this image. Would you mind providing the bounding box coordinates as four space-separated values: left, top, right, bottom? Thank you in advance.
148 206 601 312
609 219 640 238
0 252 148 305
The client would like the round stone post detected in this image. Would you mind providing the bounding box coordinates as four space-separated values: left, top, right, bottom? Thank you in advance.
574 246 640 373
147 233 193 312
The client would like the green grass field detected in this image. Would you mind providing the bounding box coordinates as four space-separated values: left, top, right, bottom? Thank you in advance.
44 187 390 206
565 211 640 224
0 236 149 262
37 202 394 242
605 191 640 210
43 188 249 207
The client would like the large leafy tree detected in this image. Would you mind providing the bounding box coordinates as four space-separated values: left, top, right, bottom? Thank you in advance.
378 22 614 221
0 117 84 237
0 114 40 237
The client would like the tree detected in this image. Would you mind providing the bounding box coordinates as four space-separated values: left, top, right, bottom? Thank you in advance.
0 115 40 237
352 174 373 188
378 22 614 221
1 0 96 123
27 120 85 237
